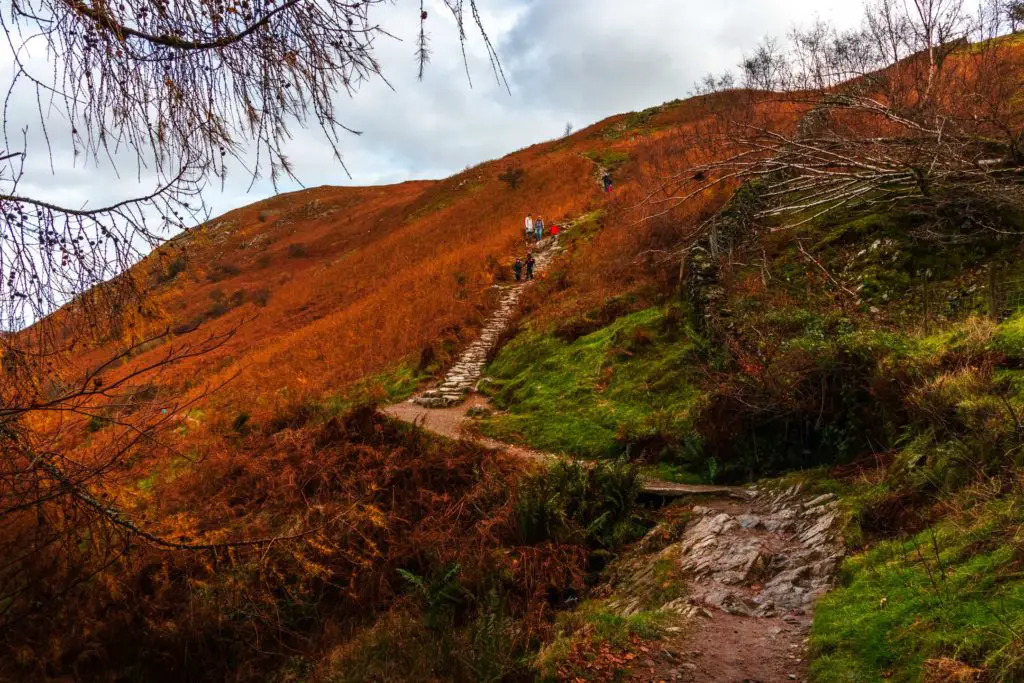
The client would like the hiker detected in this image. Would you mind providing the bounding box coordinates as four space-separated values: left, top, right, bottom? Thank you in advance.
534 215 545 241
550 223 561 239
513 258 523 282
525 253 536 280
524 214 534 243
602 172 613 193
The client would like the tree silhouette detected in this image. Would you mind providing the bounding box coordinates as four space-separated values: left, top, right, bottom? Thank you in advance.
0 0 503 630
499 165 526 190
0 0 505 325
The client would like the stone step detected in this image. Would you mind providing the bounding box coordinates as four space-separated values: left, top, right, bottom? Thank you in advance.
409 236 577 409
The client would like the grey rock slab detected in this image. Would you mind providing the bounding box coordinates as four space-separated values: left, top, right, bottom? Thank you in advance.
803 493 836 509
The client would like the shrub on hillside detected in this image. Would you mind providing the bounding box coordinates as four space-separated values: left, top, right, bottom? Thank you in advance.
498 165 525 190
696 335 895 481
514 459 644 549
251 288 272 307
155 255 187 284
207 262 242 282
4 407 590 682
553 295 643 342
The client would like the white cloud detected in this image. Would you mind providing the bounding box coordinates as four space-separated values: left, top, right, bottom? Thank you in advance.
2 0 869 222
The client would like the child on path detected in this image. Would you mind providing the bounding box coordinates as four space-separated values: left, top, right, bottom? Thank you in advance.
550 223 561 238
534 215 545 241
602 173 613 193
524 214 534 243
525 253 536 280
513 258 523 282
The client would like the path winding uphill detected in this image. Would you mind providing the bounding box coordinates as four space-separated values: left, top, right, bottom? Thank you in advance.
384 394 844 682
384 395 750 499
387 222 752 500
414 235 564 409
382 220 844 682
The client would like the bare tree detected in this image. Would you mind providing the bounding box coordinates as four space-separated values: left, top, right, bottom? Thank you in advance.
0 0 505 326
647 0 1024 239
1008 1 1024 31
0 0 503 630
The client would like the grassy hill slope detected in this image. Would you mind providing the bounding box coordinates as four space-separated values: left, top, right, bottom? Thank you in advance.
10 34 1024 682
3 93 745 682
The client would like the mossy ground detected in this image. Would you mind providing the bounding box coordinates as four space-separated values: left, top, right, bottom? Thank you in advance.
534 603 670 681
476 188 1024 681
811 495 1024 682
789 312 1024 682
478 306 707 481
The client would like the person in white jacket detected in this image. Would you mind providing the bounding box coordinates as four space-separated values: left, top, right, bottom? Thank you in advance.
524 214 534 243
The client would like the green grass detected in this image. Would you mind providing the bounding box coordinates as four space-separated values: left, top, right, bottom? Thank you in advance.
993 312 1024 359
323 362 428 414
136 454 195 493
811 498 1024 682
479 306 705 471
535 603 667 680
646 557 688 607
583 150 629 170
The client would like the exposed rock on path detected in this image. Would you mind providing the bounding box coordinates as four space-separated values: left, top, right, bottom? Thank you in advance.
678 487 842 619
595 486 843 682
413 235 562 409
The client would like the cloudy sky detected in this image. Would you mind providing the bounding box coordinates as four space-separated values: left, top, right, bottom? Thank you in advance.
6 0 867 222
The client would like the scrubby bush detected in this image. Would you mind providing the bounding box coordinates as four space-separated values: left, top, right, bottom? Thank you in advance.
86 414 111 433
251 288 272 307
397 563 467 631
231 412 251 435
514 459 644 549
697 336 890 480
156 255 187 283
207 262 242 282
497 165 525 190
552 295 643 342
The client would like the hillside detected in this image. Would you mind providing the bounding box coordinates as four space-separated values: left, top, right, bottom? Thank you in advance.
5 32 1024 683
65 96 719 436
2 92 748 681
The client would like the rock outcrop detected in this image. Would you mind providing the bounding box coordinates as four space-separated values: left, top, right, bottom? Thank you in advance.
677 486 842 617
603 485 843 621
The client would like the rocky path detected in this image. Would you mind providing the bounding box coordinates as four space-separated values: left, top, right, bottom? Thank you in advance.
414 235 563 409
598 485 844 682
385 213 843 680
387 392 846 681
384 396 750 500
387 393 844 680
386 389 842 682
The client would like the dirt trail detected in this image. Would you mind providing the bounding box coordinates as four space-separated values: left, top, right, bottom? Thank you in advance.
381 211 842 680
608 489 843 682
384 397 844 682
383 396 749 499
